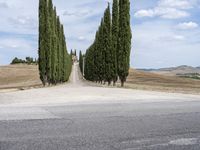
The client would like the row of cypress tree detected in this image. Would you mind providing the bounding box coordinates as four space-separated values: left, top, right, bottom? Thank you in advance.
39 0 72 86
83 0 132 87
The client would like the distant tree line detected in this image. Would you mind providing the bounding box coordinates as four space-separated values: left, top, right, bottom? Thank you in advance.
70 49 77 57
11 57 38 65
82 0 132 86
39 0 72 86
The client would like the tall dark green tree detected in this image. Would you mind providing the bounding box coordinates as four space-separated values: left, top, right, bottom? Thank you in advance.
56 17 61 82
38 0 47 86
51 7 58 84
59 23 64 82
93 31 100 82
46 0 53 84
70 49 73 59
79 51 83 73
38 0 72 85
84 18 104 83
84 0 132 87
104 4 113 85
112 0 119 85
98 19 105 83
118 0 132 87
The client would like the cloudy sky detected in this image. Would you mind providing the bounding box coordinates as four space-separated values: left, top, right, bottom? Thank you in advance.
0 0 199 68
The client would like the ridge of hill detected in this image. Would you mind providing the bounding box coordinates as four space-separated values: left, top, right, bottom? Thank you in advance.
139 65 200 76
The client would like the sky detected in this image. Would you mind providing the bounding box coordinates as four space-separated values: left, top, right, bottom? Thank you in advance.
0 0 200 69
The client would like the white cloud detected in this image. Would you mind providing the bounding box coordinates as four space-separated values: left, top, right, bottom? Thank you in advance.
78 36 86 41
132 21 200 68
160 35 185 41
0 2 9 9
156 8 189 19
9 16 37 30
63 9 92 17
134 9 154 18
0 38 33 50
158 0 193 9
135 7 189 19
172 35 185 40
176 22 199 30
134 0 196 19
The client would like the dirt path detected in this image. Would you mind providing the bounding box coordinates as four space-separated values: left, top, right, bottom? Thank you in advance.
69 63 85 87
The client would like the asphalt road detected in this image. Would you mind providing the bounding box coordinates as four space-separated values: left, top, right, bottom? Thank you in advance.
0 63 200 150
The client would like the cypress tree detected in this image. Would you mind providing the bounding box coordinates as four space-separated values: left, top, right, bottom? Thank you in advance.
60 24 72 82
112 0 119 86
61 24 72 82
104 4 113 85
118 0 132 87
79 51 83 73
39 0 47 86
51 7 58 84
56 17 61 83
46 0 53 84
60 25 65 82
38 0 72 85
98 19 105 83
59 25 65 82
70 49 73 60
85 45 94 81
93 31 99 82
84 18 105 83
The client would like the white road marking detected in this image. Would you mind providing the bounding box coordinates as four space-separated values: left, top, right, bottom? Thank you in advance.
169 138 198 146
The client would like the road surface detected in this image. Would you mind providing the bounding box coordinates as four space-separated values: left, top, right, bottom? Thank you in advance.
0 63 200 150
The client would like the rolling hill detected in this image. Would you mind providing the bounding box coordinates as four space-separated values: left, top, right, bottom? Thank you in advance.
126 68 200 94
0 64 41 90
140 65 200 76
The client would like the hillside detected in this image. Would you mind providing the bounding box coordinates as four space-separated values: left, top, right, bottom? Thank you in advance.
126 68 200 94
0 64 41 90
142 65 200 76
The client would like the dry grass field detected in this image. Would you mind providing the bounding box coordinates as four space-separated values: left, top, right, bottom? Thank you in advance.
126 69 200 94
0 64 41 91
0 64 200 94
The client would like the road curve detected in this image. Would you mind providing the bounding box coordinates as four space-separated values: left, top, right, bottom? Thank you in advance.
0 63 200 150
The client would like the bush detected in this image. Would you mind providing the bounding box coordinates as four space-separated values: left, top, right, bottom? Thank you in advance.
11 57 38 65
